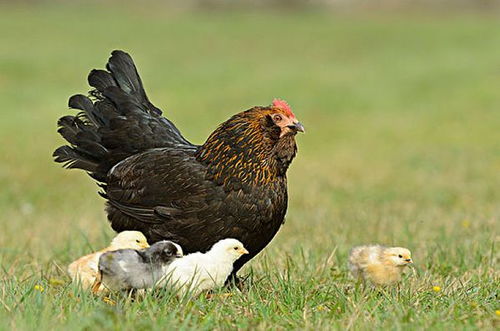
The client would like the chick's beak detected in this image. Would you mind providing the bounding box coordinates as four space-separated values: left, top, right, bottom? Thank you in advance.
405 259 413 263
176 253 183 258
240 248 249 255
140 243 149 249
288 121 305 133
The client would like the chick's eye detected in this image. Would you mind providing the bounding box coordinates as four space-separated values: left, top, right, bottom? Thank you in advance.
273 114 283 122
234 247 238 250
398 255 403 258
136 240 140 243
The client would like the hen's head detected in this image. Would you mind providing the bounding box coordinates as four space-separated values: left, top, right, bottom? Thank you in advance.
262 99 305 138
197 99 304 187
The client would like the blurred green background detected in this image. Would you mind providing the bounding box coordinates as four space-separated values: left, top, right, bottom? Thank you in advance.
0 1 499 329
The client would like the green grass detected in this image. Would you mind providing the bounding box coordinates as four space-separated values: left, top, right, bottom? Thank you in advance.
0 2 499 329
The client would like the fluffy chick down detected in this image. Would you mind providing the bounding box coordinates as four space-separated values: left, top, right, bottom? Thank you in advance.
159 238 248 296
68 231 149 290
93 240 183 293
349 245 413 285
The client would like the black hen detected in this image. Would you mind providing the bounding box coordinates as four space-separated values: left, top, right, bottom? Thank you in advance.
54 50 304 277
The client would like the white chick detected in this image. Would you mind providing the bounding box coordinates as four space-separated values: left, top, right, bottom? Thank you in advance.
160 238 249 296
68 231 149 290
349 245 413 286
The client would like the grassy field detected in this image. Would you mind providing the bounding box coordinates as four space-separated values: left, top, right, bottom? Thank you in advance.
0 2 499 329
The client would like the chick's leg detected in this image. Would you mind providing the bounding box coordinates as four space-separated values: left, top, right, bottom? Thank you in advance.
91 271 103 294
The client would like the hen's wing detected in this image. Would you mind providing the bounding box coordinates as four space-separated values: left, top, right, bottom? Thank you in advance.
103 147 228 247
104 145 287 258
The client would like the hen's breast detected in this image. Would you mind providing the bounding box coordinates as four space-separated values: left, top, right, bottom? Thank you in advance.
211 178 287 255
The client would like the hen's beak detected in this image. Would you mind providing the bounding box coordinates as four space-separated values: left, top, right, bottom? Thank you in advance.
288 121 305 133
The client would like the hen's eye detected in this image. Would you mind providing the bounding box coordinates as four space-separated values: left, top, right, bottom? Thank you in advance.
234 247 238 250
398 254 403 258
273 114 283 122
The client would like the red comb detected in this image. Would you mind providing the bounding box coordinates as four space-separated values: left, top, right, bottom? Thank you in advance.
272 98 295 118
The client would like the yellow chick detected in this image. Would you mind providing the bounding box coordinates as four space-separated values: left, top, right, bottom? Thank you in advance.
68 231 149 290
348 245 413 286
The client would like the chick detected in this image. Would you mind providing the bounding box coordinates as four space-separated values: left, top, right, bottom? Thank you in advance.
68 231 149 289
348 245 413 286
160 238 248 296
92 240 183 293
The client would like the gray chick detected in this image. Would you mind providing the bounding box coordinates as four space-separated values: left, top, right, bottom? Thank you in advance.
92 240 183 293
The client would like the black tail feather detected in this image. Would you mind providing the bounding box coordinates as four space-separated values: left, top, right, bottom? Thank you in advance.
102 86 137 110
88 69 117 92
106 50 148 102
68 94 93 112
56 116 80 145
52 146 98 172
54 50 193 183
